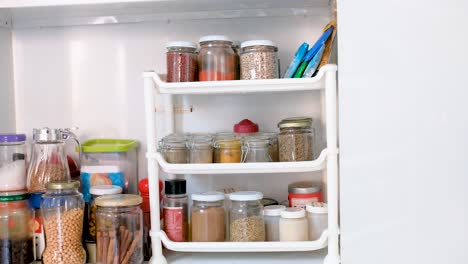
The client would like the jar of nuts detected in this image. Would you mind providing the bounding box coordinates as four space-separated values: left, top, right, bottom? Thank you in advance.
41 181 86 264
229 191 265 242
240 40 279 80
277 117 314 162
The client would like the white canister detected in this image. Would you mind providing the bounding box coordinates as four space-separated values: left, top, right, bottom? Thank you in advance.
306 203 328 240
264 205 286 241
279 207 308 241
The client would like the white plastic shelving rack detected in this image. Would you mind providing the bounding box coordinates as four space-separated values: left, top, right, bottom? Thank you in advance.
143 64 339 264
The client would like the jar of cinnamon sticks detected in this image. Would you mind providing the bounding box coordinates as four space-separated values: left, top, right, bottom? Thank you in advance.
95 194 143 264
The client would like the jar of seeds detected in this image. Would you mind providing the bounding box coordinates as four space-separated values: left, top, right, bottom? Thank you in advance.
229 191 265 242
159 136 188 164
240 40 279 80
188 136 213 163
278 117 314 162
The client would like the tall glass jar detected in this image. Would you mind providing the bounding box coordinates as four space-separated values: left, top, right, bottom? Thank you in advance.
229 191 265 242
41 181 85 264
191 192 225 242
0 192 34 264
163 179 188 242
198 35 236 81
240 40 279 80
166 41 198 83
242 137 271 163
159 136 188 164
214 137 242 163
257 132 279 162
277 117 314 161
0 134 27 191
95 194 143 264
188 136 213 163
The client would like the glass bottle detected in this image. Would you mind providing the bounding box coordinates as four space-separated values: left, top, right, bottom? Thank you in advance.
198 35 236 81
229 191 265 242
0 134 27 191
188 136 213 163
277 117 314 161
242 137 272 163
163 179 188 242
191 192 225 242
166 41 198 83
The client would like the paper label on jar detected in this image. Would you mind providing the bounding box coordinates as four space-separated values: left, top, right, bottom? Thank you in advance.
33 216 45 260
290 197 320 208
163 207 186 242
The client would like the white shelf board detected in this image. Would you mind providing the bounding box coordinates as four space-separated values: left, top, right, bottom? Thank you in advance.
149 148 327 174
160 230 328 252
148 64 337 95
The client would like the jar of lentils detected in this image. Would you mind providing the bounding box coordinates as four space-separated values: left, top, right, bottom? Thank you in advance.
160 136 188 164
229 191 265 242
198 35 236 81
240 40 279 80
278 117 314 162
188 136 213 163
166 41 198 82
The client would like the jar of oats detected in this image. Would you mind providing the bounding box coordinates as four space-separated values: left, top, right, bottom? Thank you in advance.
229 191 265 242
278 117 314 162
240 40 279 80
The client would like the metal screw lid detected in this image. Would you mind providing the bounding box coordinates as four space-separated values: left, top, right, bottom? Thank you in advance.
46 181 80 190
277 117 313 129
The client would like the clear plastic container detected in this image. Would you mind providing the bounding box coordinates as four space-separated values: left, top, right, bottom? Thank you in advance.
279 207 308 241
229 191 265 242
214 137 242 163
277 117 314 161
240 40 279 80
242 137 271 163
188 136 213 163
191 192 225 242
0 134 27 191
198 35 236 81
257 132 279 162
306 203 328 240
163 179 188 242
0 192 34 264
263 205 285 241
41 181 86 264
166 41 198 83
95 194 143 264
159 136 188 164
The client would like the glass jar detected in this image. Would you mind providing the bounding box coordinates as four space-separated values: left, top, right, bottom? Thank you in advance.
159 136 188 164
0 192 34 264
263 205 285 241
191 192 225 242
242 137 271 163
188 136 213 163
257 132 279 162
279 207 308 241
198 35 236 81
0 134 27 191
95 194 143 264
214 137 242 163
41 181 86 264
306 203 328 241
166 41 198 83
277 117 314 161
163 179 188 242
240 40 279 80
229 191 265 242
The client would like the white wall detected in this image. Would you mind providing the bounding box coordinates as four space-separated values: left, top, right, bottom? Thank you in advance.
0 27 15 132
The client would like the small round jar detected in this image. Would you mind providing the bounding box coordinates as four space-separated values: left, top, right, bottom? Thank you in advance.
166 41 198 82
279 207 308 241
41 181 86 264
240 40 279 80
188 136 213 163
160 136 188 164
263 205 285 241
306 203 328 241
277 117 314 162
95 194 143 264
191 192 225 242
198 35 236 81
288 181 322 208
257 132 279 162
0 134 27 191
214 137 242 163
0 192 34 264
242 137 271 163
87 185 123 241
229 191 265 242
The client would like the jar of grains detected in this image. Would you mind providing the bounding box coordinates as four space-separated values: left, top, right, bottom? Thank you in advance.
242 137 272 163
229 191 265 242
95 194 143 264
87 186 122 242
279 207 308 241
188 136 213 163
277 117 314 162
257 132 279 162
214 137 242 163
263 205 285 241
198 35 236 81
0 134 27 191
166 41 198 83
41 181 85 264
0 192 34 264
240 40 279 80
191 192 225 242
159 136 188 164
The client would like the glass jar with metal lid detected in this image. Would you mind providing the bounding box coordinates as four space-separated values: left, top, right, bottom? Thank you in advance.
41 181 86 264
188 136 213 163
256 132 279 162
240 40 279 80
229 191 265 242
0 191 34 264
159 136 188 164
213 137 242 163
242 137 272 163
96 194 143 264
166 41 198 83
198 35 236 81
277 117 314 161
0 134 27 192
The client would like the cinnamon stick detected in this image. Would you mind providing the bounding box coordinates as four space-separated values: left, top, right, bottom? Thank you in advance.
119 228 131 261
97 231 102 262
102 231 109 264
121 231 141 264
107 231 116 264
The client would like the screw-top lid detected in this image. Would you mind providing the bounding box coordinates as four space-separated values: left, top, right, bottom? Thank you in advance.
240 40 277 49
46 181 80 190
281 207 306 219
278 117 313 129
33 127 63 142
165 41 197 49
0 191 29 202
233 119 259 133
95 194 142 207
90 185 122 196
263 205 286 216
305 202 328 214
229 191 263 201
29 193 42 209
0 134 26 143
165 179 186 195
192 191 225 202
288 181 321 194
199 35 232 43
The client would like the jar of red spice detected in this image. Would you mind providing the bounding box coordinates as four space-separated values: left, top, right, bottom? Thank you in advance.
288 181 322 208
166 41 198 82
198 35 236 81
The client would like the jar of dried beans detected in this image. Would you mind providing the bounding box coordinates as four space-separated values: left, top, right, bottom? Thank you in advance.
198 35 236 81
159 136 188 164
240 40 279 80
191 192 225 242
277 117 314 162
229 191 265 242
166 41 198 82
188 136 213 163
213 137 242 163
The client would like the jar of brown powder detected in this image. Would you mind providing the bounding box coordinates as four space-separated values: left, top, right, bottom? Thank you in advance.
190 192 225 242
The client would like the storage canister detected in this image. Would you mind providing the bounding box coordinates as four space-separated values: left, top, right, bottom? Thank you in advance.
263 205 286 241
279 207 308 241
41 181 86 264
257 132 279 162
240 40 279 80
242 137 272 163
229 191 265 242
191 191 225 242
163 179 188 242
278 117 314 161
214 137 242 163
233 119 259 137
0 134 27 191
159 136 188 164
95 194 143 264
198 35 236 81
306 202 328 240
288 181 322 208
0 192 34 264
166 41 198 83
188 136 213 163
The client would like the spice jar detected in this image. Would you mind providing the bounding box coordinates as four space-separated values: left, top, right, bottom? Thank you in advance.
264 205 285 241
257 132 279 162
277 117 314 162
41 181 85 264
0 134 27 191
166 41 198 83
288 181 322 208
306 203 328 241
242 137 272 163
240 40 279 80
0 192 34 264
198 35 236 81
159 136 188 164
229 191 265 242
191 192 225 242
163 179 188 242
279 207 308 241
188 136 213 163
214 137 242 163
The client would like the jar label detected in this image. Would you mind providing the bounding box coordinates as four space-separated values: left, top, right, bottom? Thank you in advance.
163 207 186 242
290 197 320 208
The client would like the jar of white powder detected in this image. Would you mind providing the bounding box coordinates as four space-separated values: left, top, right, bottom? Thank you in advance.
0 134 27 191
